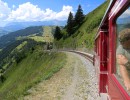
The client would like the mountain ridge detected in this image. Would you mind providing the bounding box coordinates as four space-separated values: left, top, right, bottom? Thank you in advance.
0 20 66 37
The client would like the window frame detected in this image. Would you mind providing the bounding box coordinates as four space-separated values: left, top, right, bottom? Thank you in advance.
115 5 130 95
108 0 130 98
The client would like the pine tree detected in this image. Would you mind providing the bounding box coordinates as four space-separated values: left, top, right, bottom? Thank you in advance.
67 12 74 36
54 26 62 40
75 5 85 26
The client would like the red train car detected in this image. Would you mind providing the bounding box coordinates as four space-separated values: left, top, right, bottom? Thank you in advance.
95 0 130 99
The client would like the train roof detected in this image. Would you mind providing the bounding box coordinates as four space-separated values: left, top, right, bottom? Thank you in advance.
100 0 118 30
95 0 116 39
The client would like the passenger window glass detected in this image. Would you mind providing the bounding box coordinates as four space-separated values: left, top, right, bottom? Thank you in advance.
116 7 130 94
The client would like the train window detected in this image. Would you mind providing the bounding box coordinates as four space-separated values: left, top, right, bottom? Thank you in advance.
116 7 130 93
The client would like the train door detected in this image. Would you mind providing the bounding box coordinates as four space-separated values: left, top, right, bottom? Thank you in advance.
99 30 108 93
95 29 109 95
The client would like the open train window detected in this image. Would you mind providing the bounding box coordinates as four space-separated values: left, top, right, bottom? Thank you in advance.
116 6 130 94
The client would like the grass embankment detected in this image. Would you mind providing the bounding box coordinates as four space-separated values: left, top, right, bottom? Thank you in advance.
0 48 66 100
55 1 109 51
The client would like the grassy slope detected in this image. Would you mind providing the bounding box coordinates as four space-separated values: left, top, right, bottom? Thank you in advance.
28 36 45 42
55 1 109 52
0 47 66 100
74 1 109 50
0 26 43 49
42 26 54 42
17 26 55 43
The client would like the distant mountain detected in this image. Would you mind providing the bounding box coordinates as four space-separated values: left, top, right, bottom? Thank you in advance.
0 24 25 37
0 20 66 37
3 24 25 32
117 17 130 24
6 20 66 27
0 25 58 49
0 26 43 49
0 29 9 37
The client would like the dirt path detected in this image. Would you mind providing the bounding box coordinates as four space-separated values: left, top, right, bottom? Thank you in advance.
23 52 100 100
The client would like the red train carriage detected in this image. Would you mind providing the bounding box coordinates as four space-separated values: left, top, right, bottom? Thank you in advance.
95 0 130 99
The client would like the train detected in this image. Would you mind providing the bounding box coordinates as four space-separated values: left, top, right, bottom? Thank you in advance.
94 0 130 99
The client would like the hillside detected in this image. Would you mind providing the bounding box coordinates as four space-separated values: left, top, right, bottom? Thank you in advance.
0 44 66 100
17 26 55 42
55 1 109 52
0 26 56 49
0 26 43 49
0 24 58 100
0 39 45 69
0 25 56 71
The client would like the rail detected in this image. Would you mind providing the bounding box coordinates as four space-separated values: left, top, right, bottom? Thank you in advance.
69 50 108 100
69 50 94 63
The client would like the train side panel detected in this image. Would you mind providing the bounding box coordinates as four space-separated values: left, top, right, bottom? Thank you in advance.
95 0 130 99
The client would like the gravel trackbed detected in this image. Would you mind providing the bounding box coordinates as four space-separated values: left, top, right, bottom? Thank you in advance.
23 52 100 100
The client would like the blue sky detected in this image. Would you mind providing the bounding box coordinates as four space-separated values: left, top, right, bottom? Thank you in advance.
0 0 106 26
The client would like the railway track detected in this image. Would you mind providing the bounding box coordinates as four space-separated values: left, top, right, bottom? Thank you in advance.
69 50 93 63
69 50 108 100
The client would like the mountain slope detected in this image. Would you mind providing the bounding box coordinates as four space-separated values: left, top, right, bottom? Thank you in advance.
0 26 56 49
55 1 109 52
0 45 66 100
0 39 44 69
0 26 43 49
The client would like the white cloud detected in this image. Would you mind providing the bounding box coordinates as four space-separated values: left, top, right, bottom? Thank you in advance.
12 5 16 9
7 2 44 21
0 0 11 19
55 5 74 20
6 2 74 22
0 0 74 26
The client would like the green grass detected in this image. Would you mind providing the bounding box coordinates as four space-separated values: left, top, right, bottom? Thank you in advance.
28 36 45 42
73 1 109 49
17 35 45 42
43 26 53 36
0 49 66 100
